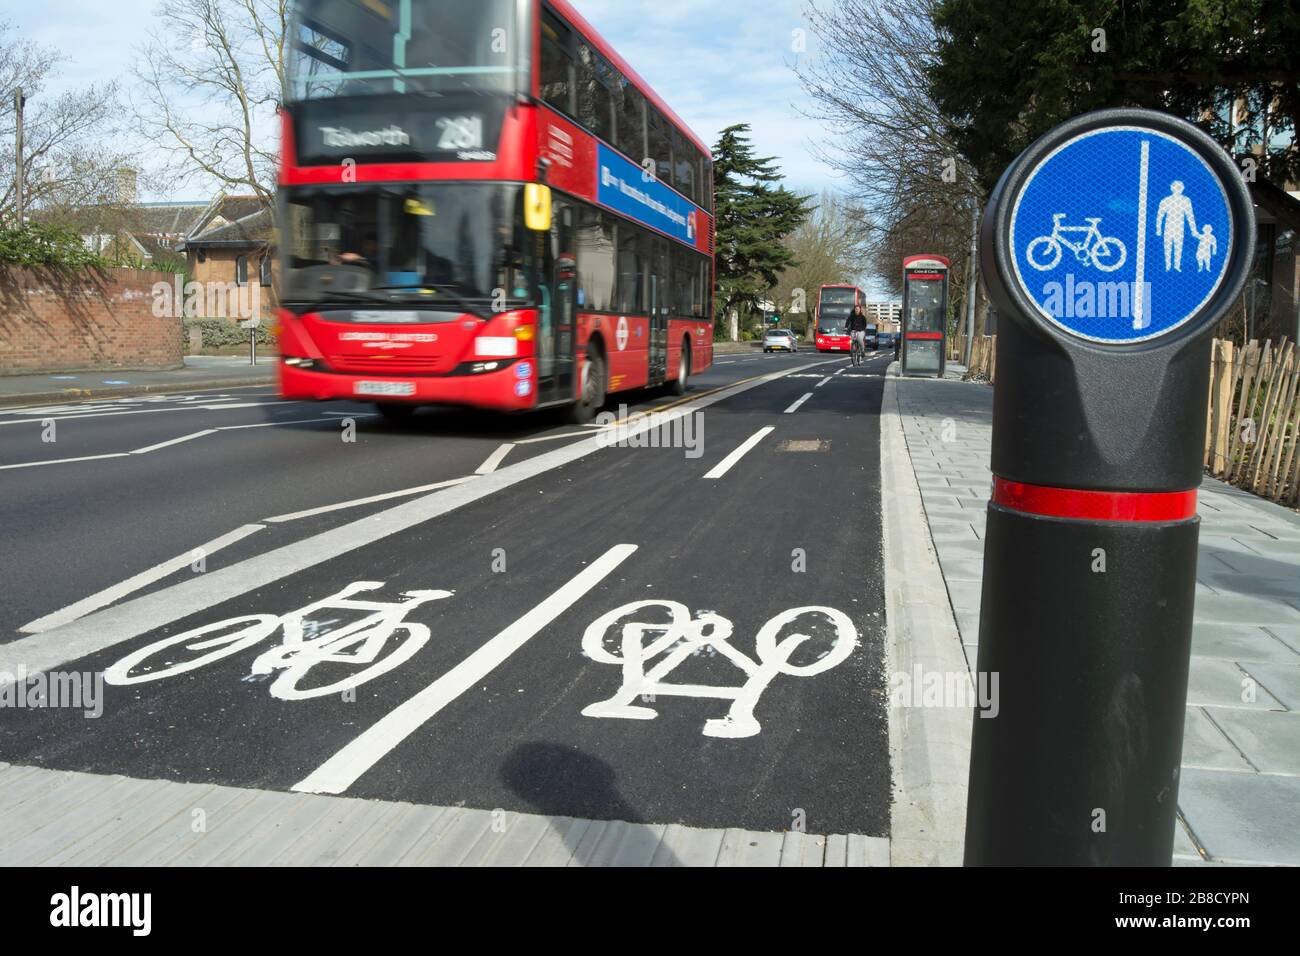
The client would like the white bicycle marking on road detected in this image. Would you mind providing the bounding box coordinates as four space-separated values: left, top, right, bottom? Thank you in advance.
581 601 858 738
105 582 453 701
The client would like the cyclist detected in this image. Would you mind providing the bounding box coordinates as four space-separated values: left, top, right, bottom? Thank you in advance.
847 305 869 364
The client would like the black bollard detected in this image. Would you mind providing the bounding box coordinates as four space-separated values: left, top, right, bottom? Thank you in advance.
965 108 1256 866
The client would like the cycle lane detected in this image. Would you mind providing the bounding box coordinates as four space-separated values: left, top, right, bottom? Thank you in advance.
0 363 888 836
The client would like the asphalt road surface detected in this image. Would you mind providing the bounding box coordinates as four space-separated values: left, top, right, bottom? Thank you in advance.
0 348 893 836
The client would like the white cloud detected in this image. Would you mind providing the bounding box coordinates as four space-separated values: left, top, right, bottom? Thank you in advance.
12 1 848 200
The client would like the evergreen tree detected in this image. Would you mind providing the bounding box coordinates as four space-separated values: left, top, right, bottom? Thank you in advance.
712 124 811 332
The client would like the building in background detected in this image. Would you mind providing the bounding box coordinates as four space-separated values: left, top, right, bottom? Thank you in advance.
865 301 902 333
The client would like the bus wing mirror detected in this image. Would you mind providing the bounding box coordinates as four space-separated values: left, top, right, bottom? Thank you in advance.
524 183 553 232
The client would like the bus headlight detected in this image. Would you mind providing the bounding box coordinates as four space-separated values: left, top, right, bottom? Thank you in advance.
475 337 517 358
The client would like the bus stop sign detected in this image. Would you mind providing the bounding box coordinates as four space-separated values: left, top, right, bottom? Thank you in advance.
1009 126 1235 344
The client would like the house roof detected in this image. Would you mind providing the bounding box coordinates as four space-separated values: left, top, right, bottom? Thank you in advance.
184 207 274 248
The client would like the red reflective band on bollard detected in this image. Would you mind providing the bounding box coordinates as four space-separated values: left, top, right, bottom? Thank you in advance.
992 478 1198 522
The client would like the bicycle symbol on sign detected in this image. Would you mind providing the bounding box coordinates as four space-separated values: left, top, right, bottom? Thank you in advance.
105 582 452 701
580 601 858 738
1026 214 1128 272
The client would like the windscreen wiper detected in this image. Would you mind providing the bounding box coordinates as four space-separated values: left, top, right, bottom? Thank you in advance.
372 284 495 320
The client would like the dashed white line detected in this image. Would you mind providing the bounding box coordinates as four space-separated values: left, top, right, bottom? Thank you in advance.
294 543 639 795
814 376 834 389
785 393 815 414
704 427 776 478
264 477 475 523
130 430 218 455
0 401 299 426
0 453 129 471
476 443 515 475
19 524 266 635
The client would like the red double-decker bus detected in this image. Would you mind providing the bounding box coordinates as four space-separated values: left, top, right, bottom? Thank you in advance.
815 284 864 352
276 0 715 422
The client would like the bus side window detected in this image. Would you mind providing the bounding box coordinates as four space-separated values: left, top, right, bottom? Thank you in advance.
577 45 614 143
647 108 672 184
540 11 576 116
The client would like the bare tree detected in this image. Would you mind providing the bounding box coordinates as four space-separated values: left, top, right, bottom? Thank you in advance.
797 0 981 317
0 20 129 227
132 0 289 206
772 190 869 331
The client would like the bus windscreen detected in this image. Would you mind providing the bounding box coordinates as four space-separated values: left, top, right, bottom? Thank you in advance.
290 0 524 101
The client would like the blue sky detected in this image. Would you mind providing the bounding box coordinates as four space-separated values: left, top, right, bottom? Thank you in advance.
11 0 842 201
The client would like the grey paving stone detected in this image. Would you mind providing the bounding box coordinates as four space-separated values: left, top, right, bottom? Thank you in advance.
1181 708 1253 771
945 580 982 615
1191 624 1299 663
1198 575 1300 605
937 555 986 583
1209 709 1300 775
1192 592 1300 627
1173 816 1203 859
1187 659 1285 711
1267 626 1300 654
1179 769 1300 865
1237 661 1300 711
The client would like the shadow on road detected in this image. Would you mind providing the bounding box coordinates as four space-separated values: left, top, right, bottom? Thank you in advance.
501 741 682 867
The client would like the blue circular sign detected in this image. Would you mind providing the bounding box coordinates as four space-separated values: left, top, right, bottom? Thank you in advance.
1009 127 1233 344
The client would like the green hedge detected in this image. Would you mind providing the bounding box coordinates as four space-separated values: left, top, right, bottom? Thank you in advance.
184 317 278 349
0 225 104 268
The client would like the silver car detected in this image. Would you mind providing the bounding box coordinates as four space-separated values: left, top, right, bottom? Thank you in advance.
763 329 799 353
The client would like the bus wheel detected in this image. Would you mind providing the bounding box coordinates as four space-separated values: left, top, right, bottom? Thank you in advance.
668 342 690 396
376 403 417 422
570 348 607 424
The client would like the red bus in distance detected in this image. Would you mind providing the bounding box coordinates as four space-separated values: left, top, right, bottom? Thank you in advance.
276 0 715 422
815 285 864 353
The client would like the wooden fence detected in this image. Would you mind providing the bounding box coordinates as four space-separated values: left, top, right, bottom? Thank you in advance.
950 336 1300 507
1205 339 1300 506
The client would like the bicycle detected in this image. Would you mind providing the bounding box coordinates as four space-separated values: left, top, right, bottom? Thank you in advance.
104 582 453 701
850 332 865 367
1026 214 1128 272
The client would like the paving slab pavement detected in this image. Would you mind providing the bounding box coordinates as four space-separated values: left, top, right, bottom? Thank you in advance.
892 368 1300 866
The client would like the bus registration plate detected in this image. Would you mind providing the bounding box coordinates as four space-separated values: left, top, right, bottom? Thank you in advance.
355 381 416 397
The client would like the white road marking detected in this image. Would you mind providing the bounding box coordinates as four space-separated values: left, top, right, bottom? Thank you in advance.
475 443 515 475
0 401 299 426
19 525 266 635
130 430 218 454
1 416 376 469
293 544 639 795
784 394 814 414
814 376 833 389
514 431 592 445
704 427 775 478
218 415 377 431
582 602 858 738
0 361 823 684
264 477 475 523
0 453 129 471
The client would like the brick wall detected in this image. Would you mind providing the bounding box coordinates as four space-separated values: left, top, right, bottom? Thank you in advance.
0 266 184 374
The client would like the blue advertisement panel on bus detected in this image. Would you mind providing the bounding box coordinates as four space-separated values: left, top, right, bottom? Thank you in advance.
596 142 701 247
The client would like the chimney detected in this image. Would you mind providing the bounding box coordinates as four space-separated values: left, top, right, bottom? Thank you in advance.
116 167 139 205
